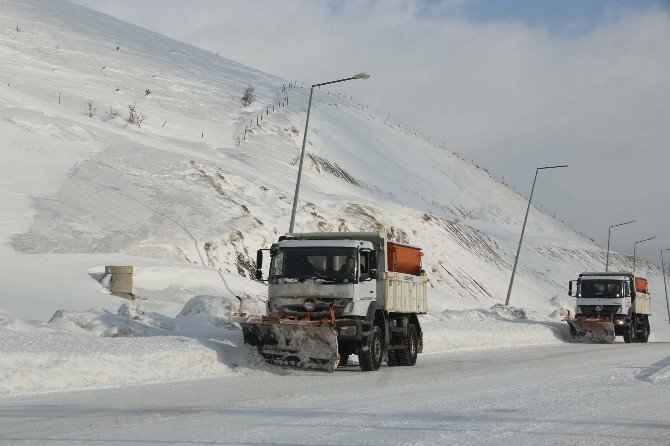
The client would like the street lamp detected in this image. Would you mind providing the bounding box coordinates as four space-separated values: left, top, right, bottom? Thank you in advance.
632 236 655 273
605 219 635 272
505 164 568 306
661 249 670 324
288 73 370 233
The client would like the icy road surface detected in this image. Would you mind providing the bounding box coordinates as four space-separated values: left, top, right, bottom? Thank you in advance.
1 343 669 445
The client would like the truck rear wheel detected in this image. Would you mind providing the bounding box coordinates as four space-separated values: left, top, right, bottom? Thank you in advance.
624 316 636 343
398 324 418 366
359 325 383 372
637 316 650 343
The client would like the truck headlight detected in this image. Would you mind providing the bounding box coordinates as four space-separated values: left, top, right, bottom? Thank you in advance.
339 326 357 336
343 301 354 314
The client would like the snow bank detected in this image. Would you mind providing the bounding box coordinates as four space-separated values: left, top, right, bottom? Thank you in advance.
0 299 279 396
422 304 570 354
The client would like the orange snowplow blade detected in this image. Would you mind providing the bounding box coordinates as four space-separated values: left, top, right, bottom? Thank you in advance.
232 315 339 372
565 317 615 344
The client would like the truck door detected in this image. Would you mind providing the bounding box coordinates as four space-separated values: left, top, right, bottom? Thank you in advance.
358 249 376 302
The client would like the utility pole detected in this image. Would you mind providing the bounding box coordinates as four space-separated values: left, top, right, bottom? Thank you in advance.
605 220 635 272
506 165 567 306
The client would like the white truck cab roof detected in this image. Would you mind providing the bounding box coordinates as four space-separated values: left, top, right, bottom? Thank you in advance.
277 239 374 250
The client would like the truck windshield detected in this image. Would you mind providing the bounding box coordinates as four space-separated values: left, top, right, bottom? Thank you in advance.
270 247 357 283
579 280 624 298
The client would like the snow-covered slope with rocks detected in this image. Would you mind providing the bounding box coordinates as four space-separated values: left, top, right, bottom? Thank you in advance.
1 0 668 395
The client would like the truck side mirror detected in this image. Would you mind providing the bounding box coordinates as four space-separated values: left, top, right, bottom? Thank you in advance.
568 280 573 296
256 249 263 270
369 269 377 280
255 249 269 282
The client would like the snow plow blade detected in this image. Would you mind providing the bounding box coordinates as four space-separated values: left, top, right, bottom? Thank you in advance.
233 316 339 372
565 318 615 344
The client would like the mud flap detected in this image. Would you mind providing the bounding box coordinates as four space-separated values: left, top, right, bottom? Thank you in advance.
233 316 339 372
566 319 615 344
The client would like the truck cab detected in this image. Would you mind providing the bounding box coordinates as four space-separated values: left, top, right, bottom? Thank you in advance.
571 274 633 326
265 238 378 320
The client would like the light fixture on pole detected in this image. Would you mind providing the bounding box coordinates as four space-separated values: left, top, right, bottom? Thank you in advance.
605 219 635 272
505 164 568 306
288 73 370 233
661 249 670 324
632 236 655 273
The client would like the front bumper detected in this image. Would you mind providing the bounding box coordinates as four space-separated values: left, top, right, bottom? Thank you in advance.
335 318 371 341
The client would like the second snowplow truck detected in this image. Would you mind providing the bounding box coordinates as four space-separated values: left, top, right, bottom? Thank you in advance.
565 272 652 343
234 231 428 372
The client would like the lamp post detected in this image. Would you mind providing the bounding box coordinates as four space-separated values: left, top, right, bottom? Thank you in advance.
288 73 370 233
505 164 568 306
661 249 670 324
632 236 655 273
605 220 635 272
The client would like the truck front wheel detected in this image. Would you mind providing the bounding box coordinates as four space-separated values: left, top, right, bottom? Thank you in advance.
359 325 383 372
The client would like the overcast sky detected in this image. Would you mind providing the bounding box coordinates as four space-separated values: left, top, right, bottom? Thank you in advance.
72 0 670 265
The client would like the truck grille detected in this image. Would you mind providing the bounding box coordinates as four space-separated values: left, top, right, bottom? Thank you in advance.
577 305 621 317
272 298 349 319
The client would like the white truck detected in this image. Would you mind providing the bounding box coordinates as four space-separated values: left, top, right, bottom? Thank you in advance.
566 272 652 343
235 231 428 372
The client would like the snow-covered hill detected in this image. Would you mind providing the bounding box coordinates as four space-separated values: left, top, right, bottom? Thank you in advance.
1 0 668 395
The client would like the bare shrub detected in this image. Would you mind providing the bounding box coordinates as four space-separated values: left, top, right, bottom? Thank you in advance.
108 106 119 117
241 86 255 107
86 100 96 117
145 88 151 96
127 102 146 127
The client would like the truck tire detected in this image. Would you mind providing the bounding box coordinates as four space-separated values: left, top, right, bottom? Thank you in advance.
637 316 650 343
359 325 383 372
623 328 632 343
624 316 636 343
387 348 398 366
398 324 418 366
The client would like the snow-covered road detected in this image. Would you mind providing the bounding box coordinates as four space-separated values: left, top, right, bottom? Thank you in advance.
2 343 669 445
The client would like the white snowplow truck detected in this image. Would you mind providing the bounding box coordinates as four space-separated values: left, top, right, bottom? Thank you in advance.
234 231 428 372
566 272 652 343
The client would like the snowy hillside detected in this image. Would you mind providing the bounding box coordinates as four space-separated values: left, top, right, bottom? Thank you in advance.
1 0 668 395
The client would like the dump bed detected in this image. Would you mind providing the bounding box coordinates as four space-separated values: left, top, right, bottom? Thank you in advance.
635 292 652 315
382 271 428 314
383 242 427 313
